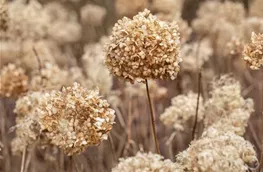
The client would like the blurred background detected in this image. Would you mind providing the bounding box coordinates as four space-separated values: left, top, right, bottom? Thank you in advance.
0 0 262 171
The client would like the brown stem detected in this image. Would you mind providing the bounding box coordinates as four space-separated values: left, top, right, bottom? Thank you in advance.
20 146 27 172
145 79 160 154
192 70 202 140
0 99 11 172
68 156 73 172
260 69 263 170
59 150 64 172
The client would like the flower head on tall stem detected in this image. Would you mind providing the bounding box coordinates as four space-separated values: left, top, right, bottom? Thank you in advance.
105 9 181 83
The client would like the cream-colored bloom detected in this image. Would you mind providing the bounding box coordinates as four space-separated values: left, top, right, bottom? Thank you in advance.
113 152 183 172
160 92 204 131
38 83 115 156
177 127 258 172
0 64 28 98
105 9 181 83
243 32 263 70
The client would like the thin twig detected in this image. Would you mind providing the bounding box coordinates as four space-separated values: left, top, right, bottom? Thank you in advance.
20 146 27 172
145 79 160 154
192 70 202 140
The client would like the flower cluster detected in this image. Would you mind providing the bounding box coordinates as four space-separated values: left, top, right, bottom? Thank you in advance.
38 83 115 156
181 39 212 72
176 127 258 172
105 9 181 83
112 152 183 172
11 91 50 154
82 37 113 94
243 32 263 70
204 75 254 135
0 64 28 98
160 92 204 131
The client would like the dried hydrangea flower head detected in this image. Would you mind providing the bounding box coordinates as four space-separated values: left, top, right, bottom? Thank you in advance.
204 75 254 135
105 9 181 83
226 37 244 58
82 37 113 94
160 92 204 131
243 32 263 70
112 152 183 172
0 64 28 98
181 39 212 72
207 100 254 136
11 91 50 154
38 83 115 156
30 63 69 91
177 127 259 172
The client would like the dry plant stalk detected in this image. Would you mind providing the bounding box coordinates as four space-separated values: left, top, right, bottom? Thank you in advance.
105 9 181 154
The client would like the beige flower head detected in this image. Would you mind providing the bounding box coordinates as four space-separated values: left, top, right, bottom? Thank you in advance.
243 32 263 70
12 91 50 154
0 64 28 98
105 9 181 83
204 75 254 135
177 128 259 172
38 83 115 156
160 92 204 131
112 152 183 172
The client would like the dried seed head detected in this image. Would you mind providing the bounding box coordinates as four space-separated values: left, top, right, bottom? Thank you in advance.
82 37 113 94
177 127 259 172
38 83 115 156
204 75 254 135
30 63 69 91
226 37 244 58
105 9 181 83
0 64 28 98
112 152 183 172
12 91 50 154
243 32 263 70
160 92 204 131
181 39 212 72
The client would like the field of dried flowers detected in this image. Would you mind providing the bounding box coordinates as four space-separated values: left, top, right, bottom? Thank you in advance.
0 0 263 172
